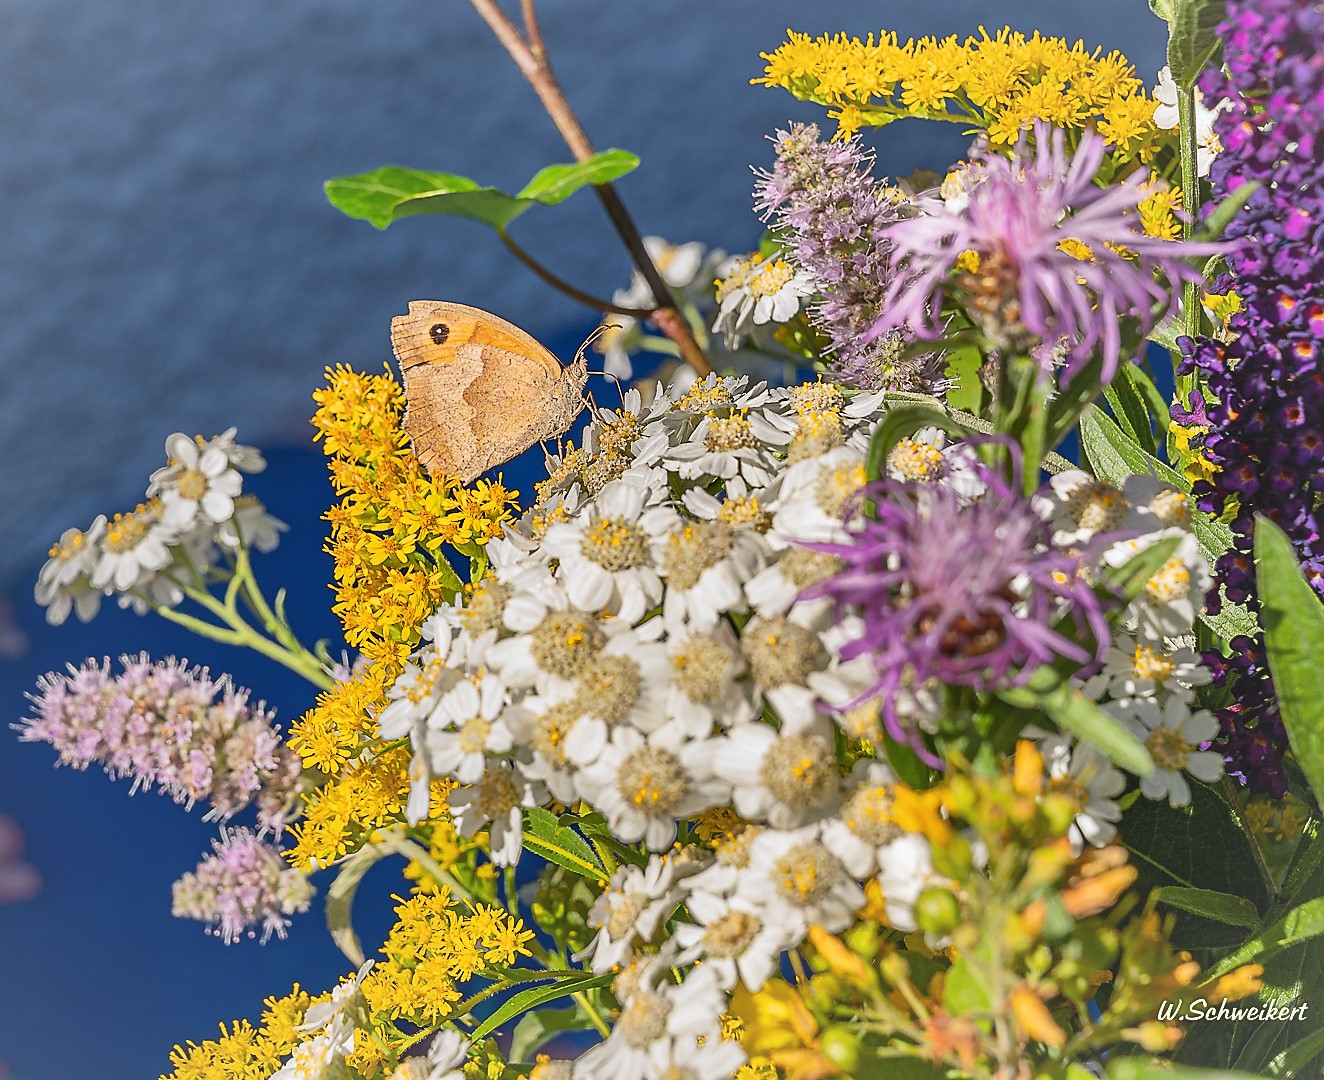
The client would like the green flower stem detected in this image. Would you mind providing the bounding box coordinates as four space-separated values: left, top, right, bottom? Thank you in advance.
1174 79 1203 409
1216 773 1278 903
135 563 334 689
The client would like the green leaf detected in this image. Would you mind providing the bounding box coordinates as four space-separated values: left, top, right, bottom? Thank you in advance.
1198 181 1261 242
515 150 640 203
469 972 613 1042
1149 0 1178 22
521 807 606 880
1166 0 1228 88
999 677 1153 776
1121 782 1271 949
1102 535 1182 608
865 402 977 483
1103 372 1156 455
1157 886 1261 928
883 731 934 789
1255 516 1324 803
1181 856 1324 1072
324 149 640 230
1108 1058 1260 1080
325 842 388 966
1264 1026 1324 1079
508 1005 585 1062
942 956 992 1012
1079 405 1236 571
1203 897 1324 982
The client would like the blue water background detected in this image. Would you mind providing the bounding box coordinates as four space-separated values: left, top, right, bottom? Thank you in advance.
0 4 1164 1078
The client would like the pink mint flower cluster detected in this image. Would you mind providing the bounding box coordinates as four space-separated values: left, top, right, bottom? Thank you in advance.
18 653 302 832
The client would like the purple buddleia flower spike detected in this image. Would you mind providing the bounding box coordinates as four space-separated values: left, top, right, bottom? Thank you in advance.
1176 0 1324 798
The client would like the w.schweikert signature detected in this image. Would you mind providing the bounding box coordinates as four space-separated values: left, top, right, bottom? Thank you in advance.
1157 998 1311 1023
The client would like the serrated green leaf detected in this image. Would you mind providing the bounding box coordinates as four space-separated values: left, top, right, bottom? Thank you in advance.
1255 516 1324 804
515 149 639 203
469 973 613 1042
1167 0 1227 88
522 807 605 880
325 149 640 231
999 678 1153 776
509 1005 585 1062
1157 886 1261 928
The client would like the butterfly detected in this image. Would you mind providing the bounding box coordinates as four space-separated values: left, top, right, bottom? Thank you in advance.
391 300 588 483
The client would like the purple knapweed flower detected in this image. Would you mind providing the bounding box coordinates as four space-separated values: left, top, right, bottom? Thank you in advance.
18 654 302 832
872 124 1216 388
171 827 314 943
804 468 1112 764
754 123 946 393
1175 0 1324 797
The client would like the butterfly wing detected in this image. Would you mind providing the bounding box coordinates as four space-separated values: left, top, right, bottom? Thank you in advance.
391 301 586 483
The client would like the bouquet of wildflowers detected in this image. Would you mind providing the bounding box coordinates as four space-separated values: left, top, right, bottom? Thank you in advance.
18 2 1324 1078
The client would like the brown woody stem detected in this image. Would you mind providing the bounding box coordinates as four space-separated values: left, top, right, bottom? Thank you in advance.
467 0 713 376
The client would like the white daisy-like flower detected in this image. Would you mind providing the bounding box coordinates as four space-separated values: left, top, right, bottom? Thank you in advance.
540 476 674 622
271 1022 355 1080
561 627 672 766
1108 530 1211 639
714 721 843 830
503 688 584 805
1036 732 1126 850
216 494 287 552
1111 695 1224 807
819 760 905 878
150 432 246 530
711 252 814 349
663 406 789 490
684 824 761 900
207 426 267 474
657 514 767 634
1152 66 1232 176
446 759 545 866
1084 633 1213 704
426 672 513 785
580 855 689 974
573 967 727 1080
300 960 375 1033
1123 475 1194 532
486 597 612 693
875 832 945 933
735 825 864 938
392 1029 468 1080
766 445 867 548
90 501 175 593
665 625 752 736
673 889 793 991
1037 469 1137 546
575 727 729 851
35 517 107 625
377 635 462 741
737 610 833 733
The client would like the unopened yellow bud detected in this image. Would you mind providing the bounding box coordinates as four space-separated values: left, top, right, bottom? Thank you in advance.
1206 963 1264 1002
1010 986 1067 1048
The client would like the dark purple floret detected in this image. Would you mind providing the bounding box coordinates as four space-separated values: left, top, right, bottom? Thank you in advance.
1176 0 1324 798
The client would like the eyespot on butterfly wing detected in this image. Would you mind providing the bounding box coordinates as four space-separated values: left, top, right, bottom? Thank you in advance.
390 300 588 483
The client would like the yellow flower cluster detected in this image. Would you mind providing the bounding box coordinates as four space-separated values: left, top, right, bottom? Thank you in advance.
283 367 519 866
165 891 535 1080
355 890 536 1049
755 27 1168 168
309 364 517 672
164 986 318 1080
